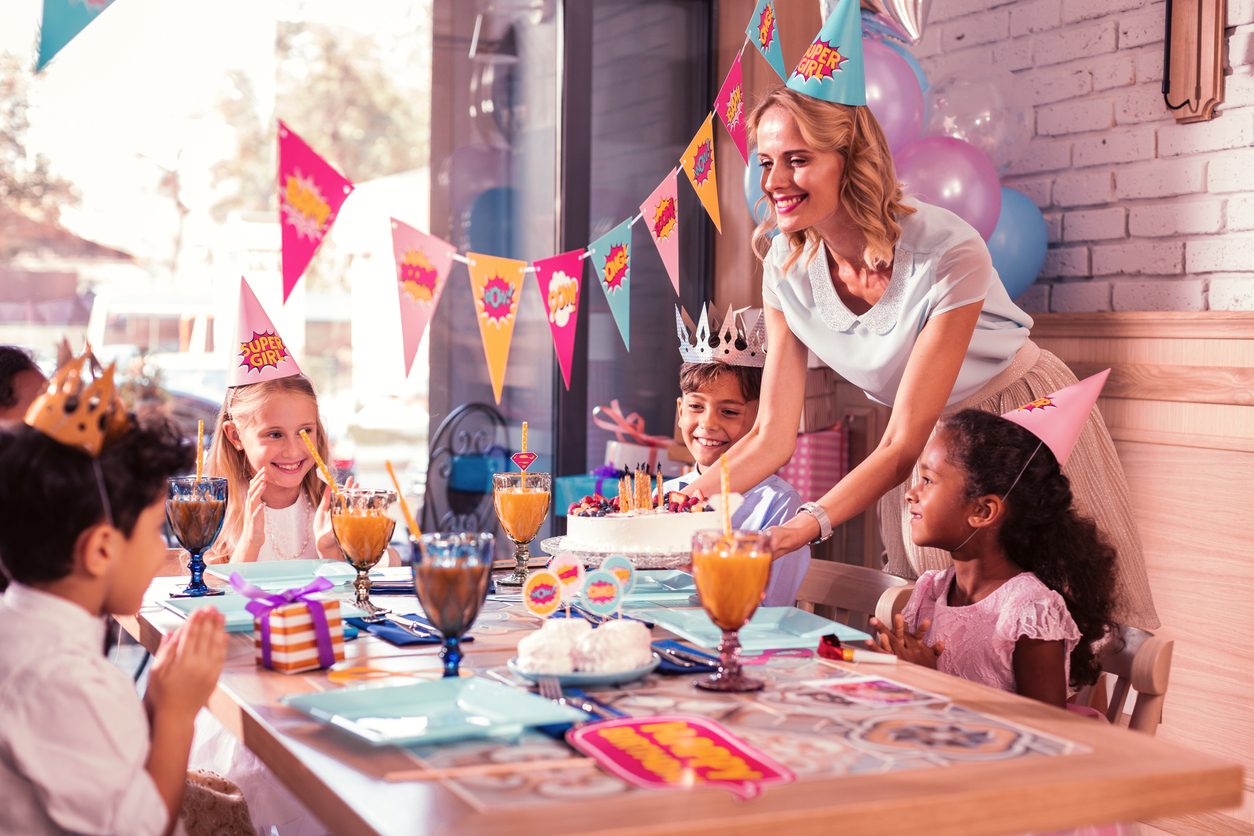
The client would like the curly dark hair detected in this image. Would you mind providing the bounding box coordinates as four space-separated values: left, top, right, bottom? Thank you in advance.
0 414 194 587
0 346 40 411
939 409 1118 689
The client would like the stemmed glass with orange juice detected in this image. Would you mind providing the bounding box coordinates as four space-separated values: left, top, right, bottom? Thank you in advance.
691 529 772 692
331 488 397 620
492 472 551 587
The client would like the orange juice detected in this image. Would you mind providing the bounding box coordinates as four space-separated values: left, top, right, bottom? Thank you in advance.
692 544 771 631
494 488 550 542
332 512 396 569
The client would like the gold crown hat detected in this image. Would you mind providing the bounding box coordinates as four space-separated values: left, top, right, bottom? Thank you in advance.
24 351 131 457
675 303 767 367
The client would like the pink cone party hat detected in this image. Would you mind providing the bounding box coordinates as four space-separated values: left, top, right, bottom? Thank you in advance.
229 277 302 387
1000 369 1109 468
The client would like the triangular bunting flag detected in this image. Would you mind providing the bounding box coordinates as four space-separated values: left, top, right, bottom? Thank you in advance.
746 0 787 81
278 121 354 303
229 277 302 387
786 0 867 106
714 51 750 165
1000 370 1110 469
640 169 681 296
390 219 456 378
586 218 633 351
466 252 527 404
681 114 721 233
534 249 585 391
37 0 115 71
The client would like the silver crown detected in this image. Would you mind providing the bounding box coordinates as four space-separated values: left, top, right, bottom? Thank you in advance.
675 304 767 368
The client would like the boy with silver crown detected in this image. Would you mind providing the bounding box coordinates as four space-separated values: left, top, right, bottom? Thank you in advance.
666 305 810 606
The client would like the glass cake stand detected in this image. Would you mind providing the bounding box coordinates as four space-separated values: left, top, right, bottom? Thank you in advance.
539 537 692 570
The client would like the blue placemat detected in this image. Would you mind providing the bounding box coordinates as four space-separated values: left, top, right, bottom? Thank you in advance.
345 613 475 647
652 640 718 675
549 607 655 629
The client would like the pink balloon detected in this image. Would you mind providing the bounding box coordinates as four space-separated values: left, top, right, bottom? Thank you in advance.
894 136 1002 240
864 40 924 154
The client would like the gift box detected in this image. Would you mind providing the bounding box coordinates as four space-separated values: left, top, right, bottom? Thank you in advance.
777 424 848 504
230 574 346 674
605 440 670 473
799 394 841 434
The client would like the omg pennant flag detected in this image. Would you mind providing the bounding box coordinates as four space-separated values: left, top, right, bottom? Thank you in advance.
715 51 749 164
390 219 456 378
467 252 527 404
586 218 633 351
746 0 787 81
278 121 354 303
786 0 866 106
640 169 680 296
534 249 585 391
37 0 115 71
681 114 721 233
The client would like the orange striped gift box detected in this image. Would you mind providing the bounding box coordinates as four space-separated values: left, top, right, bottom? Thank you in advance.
253 597 346 674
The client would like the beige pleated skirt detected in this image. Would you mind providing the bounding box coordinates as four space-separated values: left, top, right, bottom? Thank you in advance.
879 339 1161 631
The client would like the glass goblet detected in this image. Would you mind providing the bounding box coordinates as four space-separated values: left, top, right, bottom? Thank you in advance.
331 488 397 621
166 477 228 598
691 529 772 692
413 532 495 678
491 471 550 587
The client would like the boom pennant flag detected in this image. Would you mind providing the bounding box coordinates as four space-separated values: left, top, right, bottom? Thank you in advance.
786 0 867 106
467 252 527 404
390 219 456 378
534 249 585 391
37 0 115 71
714 50 750 165
640 169 681 296
746 0 787 81
681 114 721 233
587 217 633 351
278 121 354 303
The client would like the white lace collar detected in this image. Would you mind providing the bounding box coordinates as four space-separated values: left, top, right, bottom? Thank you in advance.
806 240 913 335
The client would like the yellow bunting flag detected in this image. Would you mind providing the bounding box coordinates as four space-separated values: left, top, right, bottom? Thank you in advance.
467 252 527 404
681 113 721 233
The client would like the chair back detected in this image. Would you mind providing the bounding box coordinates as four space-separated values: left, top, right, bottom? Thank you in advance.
421 403 508 534
1075 624 1173 735
794 560 914 634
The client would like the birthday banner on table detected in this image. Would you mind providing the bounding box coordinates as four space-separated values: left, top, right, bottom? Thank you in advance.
391 219 457 377
534 249 585 391
37 0 115 70
467 252 527 404
681 114 721 234
587 217 634 351
278 122 354 302
747 0 788 81
714 50 750 165
640 170 681 297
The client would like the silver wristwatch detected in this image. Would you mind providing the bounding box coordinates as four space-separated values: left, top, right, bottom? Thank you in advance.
798 502 832 544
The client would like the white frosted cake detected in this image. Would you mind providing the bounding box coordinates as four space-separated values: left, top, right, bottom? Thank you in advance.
563 508 721 556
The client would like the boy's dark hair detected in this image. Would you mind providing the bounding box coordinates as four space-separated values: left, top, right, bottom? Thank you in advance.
0 346 41 411
939 409 1119 690
0 414 194 586
679 362 762 403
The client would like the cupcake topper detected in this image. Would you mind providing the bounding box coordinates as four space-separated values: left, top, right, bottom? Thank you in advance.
600 555 636 619
582 569 623 618
548 553 586 618
511 420 537 471
523 570 562 618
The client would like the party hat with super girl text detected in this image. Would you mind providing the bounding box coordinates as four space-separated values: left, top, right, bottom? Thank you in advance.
229 277 302 387
1000 369 1110 468
786 0 866 106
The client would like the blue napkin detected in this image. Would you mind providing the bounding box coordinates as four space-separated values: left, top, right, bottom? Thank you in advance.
345 613 475 647
550 607 655 629
371 578 497 595
652 640 718 675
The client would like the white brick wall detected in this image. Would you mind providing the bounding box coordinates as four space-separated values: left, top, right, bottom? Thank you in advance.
911 0 1254 310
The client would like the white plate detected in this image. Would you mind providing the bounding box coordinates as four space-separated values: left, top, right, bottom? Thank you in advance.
507 654 660 687
641 606 871 651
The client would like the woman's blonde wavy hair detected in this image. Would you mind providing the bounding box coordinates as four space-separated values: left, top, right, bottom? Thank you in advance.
747 87 915 273
204 374 332 562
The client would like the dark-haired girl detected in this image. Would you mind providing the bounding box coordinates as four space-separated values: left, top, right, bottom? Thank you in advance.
870 409 1117 706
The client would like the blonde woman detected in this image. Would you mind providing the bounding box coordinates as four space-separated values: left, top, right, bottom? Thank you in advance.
683 87 1157 630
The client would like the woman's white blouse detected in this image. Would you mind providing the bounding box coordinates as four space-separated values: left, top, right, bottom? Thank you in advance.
761 200 1032 406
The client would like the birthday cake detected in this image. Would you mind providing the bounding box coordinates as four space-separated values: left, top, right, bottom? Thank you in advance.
563 490 720 557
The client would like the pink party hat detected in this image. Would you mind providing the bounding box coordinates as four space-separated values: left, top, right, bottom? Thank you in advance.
1000 369 1110 468
229 277 302 387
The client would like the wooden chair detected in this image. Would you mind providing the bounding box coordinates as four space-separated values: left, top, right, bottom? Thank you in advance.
794 560 914 635
1074 625 1173 735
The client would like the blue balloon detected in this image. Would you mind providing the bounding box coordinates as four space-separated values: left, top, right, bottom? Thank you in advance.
743 153 770 224
987 187 1048 300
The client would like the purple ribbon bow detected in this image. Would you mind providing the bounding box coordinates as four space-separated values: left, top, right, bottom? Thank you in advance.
591 464 626 497
229 574 337 670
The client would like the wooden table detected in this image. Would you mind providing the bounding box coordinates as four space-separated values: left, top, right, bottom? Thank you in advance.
119 576 1243 836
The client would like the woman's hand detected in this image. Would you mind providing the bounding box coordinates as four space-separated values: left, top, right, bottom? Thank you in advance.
314 475 355 560
763 514 819 559
869 614 945 668
231 470 267 563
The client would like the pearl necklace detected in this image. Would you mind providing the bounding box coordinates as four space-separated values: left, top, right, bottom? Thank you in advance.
264 494 312 561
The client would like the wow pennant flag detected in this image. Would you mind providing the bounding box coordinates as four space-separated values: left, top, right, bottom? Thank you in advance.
229 277 302 387
37 0 115 71
786 0 866 106
587 218 633 351
534 249 585 391
681 114 721 233
747 0 787 81
278 121 354 303
640 169 680 296
391 219 456 378
467 252 527 404
715 51 749 165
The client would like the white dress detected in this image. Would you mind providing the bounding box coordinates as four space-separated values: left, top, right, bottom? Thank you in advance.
255 496 320 562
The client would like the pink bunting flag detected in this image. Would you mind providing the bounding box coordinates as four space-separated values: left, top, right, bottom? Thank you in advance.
278 121 354 303
640 170 681 296
714 51 749 164
533 249 585 390
390 218 457 378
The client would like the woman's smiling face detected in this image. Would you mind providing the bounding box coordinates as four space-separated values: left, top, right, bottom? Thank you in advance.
755 106 848 236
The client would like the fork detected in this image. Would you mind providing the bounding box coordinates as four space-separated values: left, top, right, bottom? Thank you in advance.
536 674 566 704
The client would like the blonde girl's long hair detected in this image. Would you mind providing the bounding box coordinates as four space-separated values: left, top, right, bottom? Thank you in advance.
746 86 916 273
204 375 332 562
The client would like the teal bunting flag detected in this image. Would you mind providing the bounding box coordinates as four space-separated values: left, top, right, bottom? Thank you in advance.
746 0 787 81
786 0 867 106
586 217 633 351
37 0 116 71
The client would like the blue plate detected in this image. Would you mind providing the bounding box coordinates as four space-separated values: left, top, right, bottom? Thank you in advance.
205 559 349 588
641 606 871 651
162 593 365 631
506 654 660 687
280 677 586 746
625 570 696 602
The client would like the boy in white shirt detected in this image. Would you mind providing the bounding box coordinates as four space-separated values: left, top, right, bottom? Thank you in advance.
0 357 226 836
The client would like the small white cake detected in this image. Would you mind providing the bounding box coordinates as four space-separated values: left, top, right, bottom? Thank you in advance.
516 619 592 674
574 619 654 673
